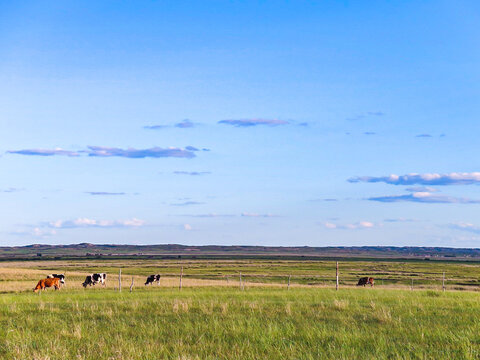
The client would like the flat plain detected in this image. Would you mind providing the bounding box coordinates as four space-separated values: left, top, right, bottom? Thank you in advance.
1 258 480 359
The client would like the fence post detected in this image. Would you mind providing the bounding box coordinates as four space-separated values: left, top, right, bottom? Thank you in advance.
118 268 122 292
442 271 445 292
158 275 161 286
287 275 291 290
179 267 183 290
129 276 134 293
336 261 339 291
239 272 243 290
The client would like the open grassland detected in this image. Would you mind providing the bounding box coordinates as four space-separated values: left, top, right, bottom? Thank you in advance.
1 258 480 292
1 287 480 359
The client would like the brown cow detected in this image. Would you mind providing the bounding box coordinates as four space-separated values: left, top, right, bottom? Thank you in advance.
34 277 61 292
357 277 374 287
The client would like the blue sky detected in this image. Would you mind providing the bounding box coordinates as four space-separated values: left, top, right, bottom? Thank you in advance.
1 1 480 247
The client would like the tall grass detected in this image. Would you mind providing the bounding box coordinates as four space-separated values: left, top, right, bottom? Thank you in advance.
1 287 480 359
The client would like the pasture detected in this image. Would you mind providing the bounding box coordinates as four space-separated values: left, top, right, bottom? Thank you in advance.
1 258 480 359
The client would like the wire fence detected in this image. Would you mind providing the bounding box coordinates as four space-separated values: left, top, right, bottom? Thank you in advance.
111 267 480 292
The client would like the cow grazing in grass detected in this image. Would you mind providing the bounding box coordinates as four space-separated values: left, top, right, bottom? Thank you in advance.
47 274 65 285
357 277 374 287
82 273 106 288
34 278 61 292
145 274 161 285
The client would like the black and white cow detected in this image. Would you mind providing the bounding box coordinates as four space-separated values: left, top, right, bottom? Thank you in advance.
145 274 161 285
82 273 107 288
47 273 65 285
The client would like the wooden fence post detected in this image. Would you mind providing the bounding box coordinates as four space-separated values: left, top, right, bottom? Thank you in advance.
179 267 183 290
118 268 122 292
239 272 243 290
287 275 291 290
336 262 339 291
442 271 445 292
129 276 134 293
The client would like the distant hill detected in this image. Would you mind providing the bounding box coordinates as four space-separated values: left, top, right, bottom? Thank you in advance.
1 243 480 261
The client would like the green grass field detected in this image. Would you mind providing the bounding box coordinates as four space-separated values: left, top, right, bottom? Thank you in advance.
1 258 480 359
1 287 480 359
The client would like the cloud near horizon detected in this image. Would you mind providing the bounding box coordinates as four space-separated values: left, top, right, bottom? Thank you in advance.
349 172 480 186
1 187 24 193
241 212 278 218
324 221 376 230
218 119 289 127
369 192 480 204
85 192 126 196
449 223 480 234
177 213 235 218
48 218 146 229
170 201 205 206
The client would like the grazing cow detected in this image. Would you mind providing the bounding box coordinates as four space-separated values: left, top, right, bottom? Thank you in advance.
47 273 65 285
357 277 375 287
145 274 161 285
34 278 61 292
82 273 107 288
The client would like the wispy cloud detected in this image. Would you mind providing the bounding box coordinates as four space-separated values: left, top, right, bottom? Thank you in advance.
346 111 385 121
144 119 198 130
241 212 278 218
309 198 338 202
363 132 376 135
85 192 126 196
416 134 433 138
349 172 480 186
449 223 480 234
143 125 168 130
173 171 211 176
1 187 24 193
7 148 79 157
7 146 199 159
86 146 196 158
405 186 439 193
170 201 205 206
218 119 289 127
367 111 384 116
48 218 146 229
175 119 195 128
183 224 192 231
12 227 57 238
177 213 235 218
324 221 376 229
383 218 416 222
369 192 480 204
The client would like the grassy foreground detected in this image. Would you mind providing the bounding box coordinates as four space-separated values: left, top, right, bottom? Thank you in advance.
1 287 480 359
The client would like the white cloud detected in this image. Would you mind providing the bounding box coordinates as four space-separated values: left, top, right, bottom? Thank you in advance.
323 221 376 230
7 148 79 157
241 212 278 218
218 119 289 127
349 172 480 186
369 192 480 204
48 218 146 229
